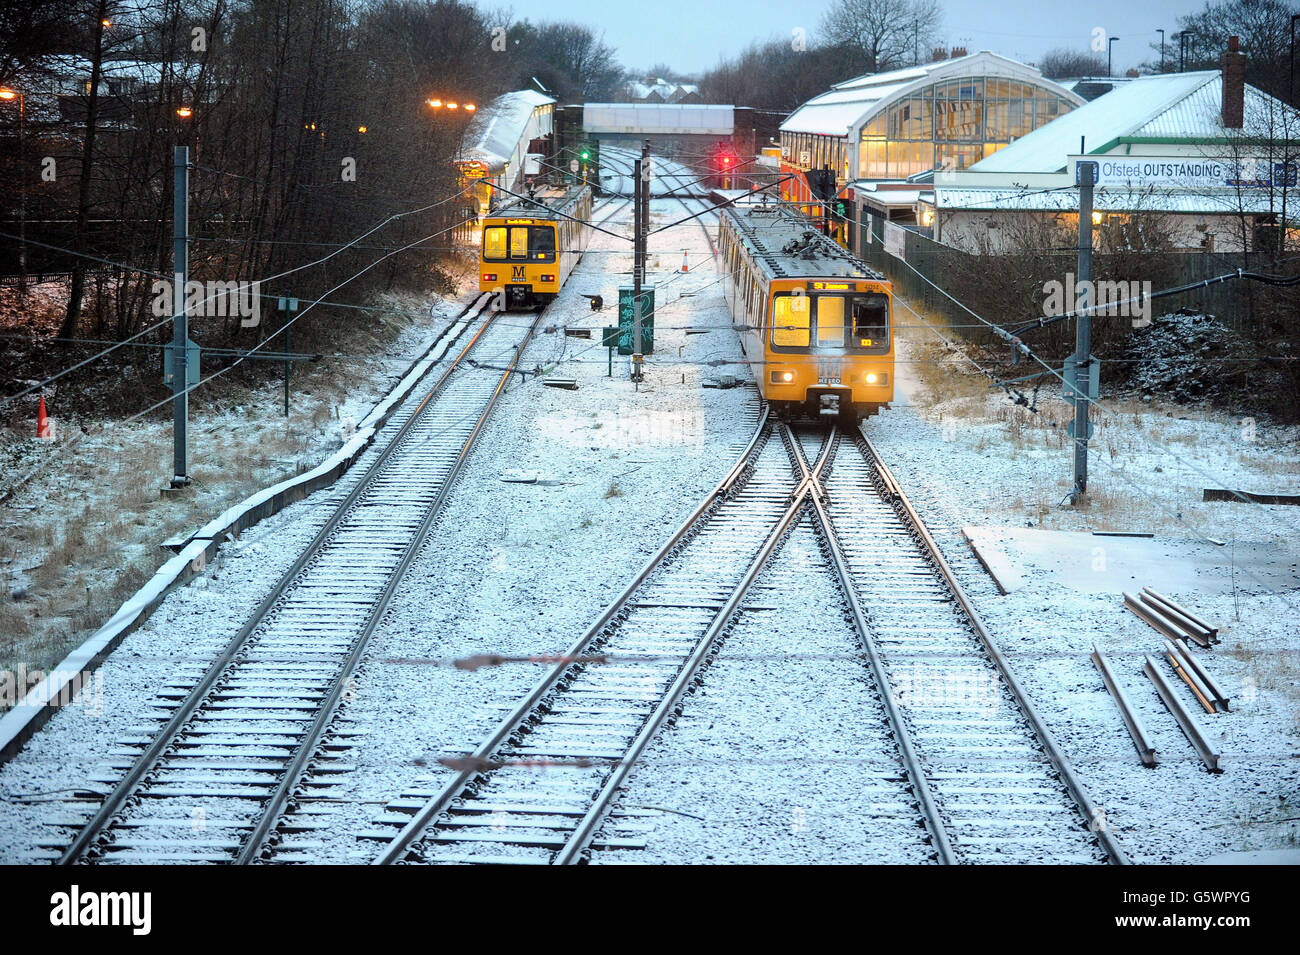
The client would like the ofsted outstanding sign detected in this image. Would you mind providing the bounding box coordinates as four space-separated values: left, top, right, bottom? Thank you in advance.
1073 155 1297 189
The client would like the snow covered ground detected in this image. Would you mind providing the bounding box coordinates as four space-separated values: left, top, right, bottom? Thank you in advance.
0 286 472 689
1 190 1295 865
860 319 1300 863
0 196 759 862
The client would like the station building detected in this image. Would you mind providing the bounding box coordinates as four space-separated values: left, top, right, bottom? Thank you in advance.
929 47 1300 254
459 89 555 212
778 51 1082 248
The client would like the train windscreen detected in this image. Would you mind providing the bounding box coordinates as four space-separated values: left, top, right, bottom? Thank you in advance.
482 224 557 263
772 294 810 347
771 292 890 353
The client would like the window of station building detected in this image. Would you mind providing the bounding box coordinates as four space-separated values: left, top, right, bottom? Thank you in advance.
856 75 1076 181
772 294 811 347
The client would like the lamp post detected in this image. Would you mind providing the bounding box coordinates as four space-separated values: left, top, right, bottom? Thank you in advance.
1158 29 1165 72
1177 32 1195 72
1108 36 1120 77
1290 14 1299 104
0 87 25 292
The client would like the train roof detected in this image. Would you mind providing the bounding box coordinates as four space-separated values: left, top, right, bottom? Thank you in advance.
720 200 887 283
488 184 591 222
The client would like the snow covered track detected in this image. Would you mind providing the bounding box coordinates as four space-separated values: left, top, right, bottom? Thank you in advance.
814 427 1128 864
51 293 544 866
368 406 835 865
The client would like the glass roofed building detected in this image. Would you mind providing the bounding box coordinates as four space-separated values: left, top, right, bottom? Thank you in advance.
779 51 1082 249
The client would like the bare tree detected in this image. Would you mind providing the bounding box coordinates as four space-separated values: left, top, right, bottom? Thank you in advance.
819 0 943 72
1158 0 1297 100
1038 48 1109 79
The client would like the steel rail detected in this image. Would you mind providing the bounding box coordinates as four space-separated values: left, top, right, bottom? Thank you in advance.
234 306 546 864
1091 646 1159 767
550 421 821 864
59 291 496 865
853 431 1130 865
372 405 771 865
792 424 956 864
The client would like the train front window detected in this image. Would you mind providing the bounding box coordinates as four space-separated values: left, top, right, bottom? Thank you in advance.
483 227 507 260
528 226 556 261
851 294 890 349
509 227 529 259
816 296 846 346
771 294 810 348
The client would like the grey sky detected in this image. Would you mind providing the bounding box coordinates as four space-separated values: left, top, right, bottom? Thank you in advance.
503 0 1214 76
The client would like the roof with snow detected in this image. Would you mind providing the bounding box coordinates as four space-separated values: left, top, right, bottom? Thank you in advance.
780 51 1081 138
462 89 554 173
967 71 1296 174
934 185 1288 217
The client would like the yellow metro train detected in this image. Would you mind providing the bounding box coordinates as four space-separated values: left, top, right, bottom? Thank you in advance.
718 200 895 421
480 184 593 309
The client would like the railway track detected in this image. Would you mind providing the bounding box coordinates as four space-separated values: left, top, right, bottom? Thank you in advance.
797 422 1127 864
367 406 808 864
364 408 1127 865
48 292 541 865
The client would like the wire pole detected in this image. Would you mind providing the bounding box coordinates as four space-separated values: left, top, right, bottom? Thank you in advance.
631 139 648 383
1071 162 1094 500
170 145 191 488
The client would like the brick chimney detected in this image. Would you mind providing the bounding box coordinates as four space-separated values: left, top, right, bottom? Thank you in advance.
950 46 967 59
1221 35 1246 129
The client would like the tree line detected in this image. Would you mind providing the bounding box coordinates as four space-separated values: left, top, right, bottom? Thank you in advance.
0 0 623 372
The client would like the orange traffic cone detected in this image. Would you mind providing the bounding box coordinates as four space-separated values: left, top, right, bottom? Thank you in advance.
681 251 689 273
37 396 51 439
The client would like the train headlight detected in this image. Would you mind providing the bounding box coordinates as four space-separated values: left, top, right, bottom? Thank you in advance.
769 370 796 384
482 273 496 282
782 371 794 383
865 372 879 384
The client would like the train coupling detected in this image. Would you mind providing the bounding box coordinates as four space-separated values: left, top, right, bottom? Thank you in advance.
818 393 841 417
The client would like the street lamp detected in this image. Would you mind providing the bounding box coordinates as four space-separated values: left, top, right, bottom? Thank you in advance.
1108 36 1120 77
1158 29 1165 72
0 86 26 292
427 97 476 112
1290 14 1299 104
1177 32 1196 72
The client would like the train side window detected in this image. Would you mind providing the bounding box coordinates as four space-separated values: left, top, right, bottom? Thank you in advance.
851 295 890 345
816 296 846 346
772 295 810 347
484 227 507 260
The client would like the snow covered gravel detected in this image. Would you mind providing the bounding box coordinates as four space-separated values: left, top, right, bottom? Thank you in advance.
603 517 934 865
863 329 1300 863
5 190 1293 866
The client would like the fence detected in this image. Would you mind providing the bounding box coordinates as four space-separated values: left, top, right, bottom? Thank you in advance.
856 212 1288 346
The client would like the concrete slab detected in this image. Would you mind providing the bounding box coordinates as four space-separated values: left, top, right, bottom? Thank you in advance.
962 524 1300 597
